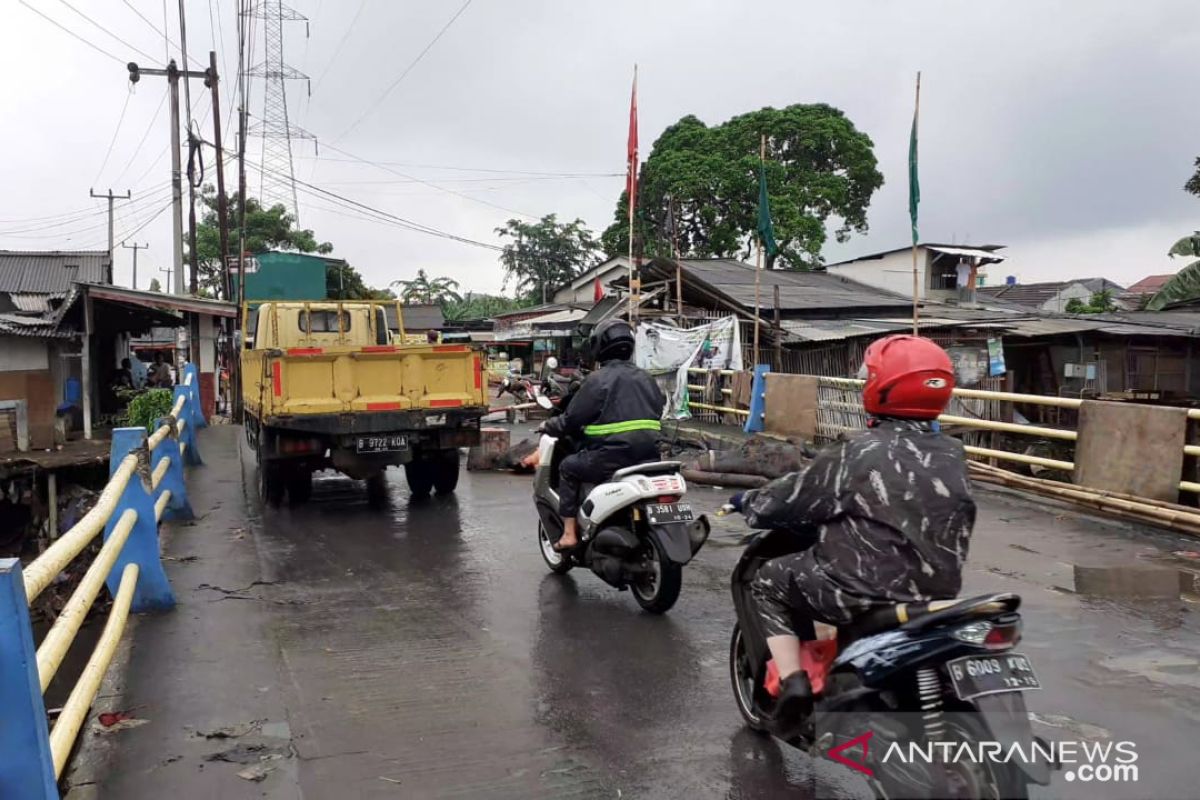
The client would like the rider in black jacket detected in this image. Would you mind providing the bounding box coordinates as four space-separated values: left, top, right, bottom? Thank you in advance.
735 335 973 733
543 320 665 550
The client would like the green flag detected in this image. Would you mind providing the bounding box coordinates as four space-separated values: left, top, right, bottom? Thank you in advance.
756 163 779 259
908 108 920 245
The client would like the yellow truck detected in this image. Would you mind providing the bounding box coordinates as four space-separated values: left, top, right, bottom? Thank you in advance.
242 301 488 506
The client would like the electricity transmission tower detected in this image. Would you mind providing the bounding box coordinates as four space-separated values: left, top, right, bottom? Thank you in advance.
247 0 314 221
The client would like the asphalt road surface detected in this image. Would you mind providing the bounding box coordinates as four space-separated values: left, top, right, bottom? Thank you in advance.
86 426 1200 799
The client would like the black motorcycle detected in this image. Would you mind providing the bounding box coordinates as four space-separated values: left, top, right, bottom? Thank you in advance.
729 528 1053 799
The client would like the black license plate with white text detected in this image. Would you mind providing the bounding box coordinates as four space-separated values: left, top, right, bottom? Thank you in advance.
946 653 1041 700
645 503 695 525
356 435 409 453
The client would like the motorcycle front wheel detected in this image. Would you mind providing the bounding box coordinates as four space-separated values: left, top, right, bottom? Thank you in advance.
729 623 769 731
631 535 682 614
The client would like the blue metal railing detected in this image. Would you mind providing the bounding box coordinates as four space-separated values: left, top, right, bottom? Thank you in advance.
0 363 206 798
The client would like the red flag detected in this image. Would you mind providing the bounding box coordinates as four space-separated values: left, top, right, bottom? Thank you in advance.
594 278 604 303
626 67 638 208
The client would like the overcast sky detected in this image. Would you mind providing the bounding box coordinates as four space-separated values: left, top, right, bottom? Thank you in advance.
3 0 1199 296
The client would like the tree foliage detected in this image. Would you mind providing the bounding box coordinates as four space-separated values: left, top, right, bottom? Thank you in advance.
391 269 462 305
601 105 884 269
193 185 391 301
1065 290 1117 314
442 291 529 321
326 262 394 300
148 277 163 292
496 214 602 302
1148 233 1200 310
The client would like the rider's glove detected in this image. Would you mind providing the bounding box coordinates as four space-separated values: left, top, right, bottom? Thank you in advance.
728 492 746 513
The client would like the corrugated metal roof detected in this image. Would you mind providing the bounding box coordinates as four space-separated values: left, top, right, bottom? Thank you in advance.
669 259 912 312
0 312 70 338
0 251 110 294
926 245 1006 262
523 308 587 326
9 294 53 313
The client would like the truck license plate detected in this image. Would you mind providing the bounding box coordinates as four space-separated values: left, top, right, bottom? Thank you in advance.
645 503 694 525
356 435 408 454
946 653 1041 700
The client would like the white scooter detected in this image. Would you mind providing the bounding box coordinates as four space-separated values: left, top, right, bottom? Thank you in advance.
531 396 710 613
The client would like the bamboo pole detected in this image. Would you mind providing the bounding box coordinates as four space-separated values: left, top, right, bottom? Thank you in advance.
969 465 1200 537
911 72 922 336
969 461 1197 513
754 134 765 363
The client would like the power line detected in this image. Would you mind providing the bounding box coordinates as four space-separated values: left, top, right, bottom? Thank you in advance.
335 0 474 142
118 198 174 242
0 183 171 230
311 0 367 92
320 141 537 219
296 154 621 178
0 187 173 237
92 86 135 185
238 154 502 251
19 0 125 64
55 0 160 63
111 87 169 185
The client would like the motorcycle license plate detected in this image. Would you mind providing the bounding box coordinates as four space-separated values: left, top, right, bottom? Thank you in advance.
645 503 695 525
946 653 1041 700
356 435 408 454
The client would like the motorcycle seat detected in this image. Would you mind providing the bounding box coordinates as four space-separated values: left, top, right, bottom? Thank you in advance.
842 592 1021 641
612 460 683 478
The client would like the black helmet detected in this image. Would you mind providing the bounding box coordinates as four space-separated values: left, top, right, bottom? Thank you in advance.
587 319 635 364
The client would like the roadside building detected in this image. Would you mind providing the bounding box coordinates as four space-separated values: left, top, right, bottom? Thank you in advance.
823 243 1006 303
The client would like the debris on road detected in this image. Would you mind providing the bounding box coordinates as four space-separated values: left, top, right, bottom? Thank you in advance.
236 756 283 782
193 719 266 739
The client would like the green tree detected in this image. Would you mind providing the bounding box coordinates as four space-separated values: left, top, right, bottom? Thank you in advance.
601 105 884 270
391 269 462 305
326 261 395 300
193 185 333 297
148 277 163 292
496 214 601 302
442 291 529 321
1065 290 1118 314
1147 233 1200 310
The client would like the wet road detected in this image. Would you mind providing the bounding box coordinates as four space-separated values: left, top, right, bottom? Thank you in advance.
88 425 1200 799
245 428 1200 799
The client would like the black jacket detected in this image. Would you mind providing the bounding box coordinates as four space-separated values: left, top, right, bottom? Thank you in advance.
743 419 976 621
542 359 666 457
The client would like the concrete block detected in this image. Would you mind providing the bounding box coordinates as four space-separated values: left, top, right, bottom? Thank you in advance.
468 427 511 471
764 374 819 439
1073 400 1186 501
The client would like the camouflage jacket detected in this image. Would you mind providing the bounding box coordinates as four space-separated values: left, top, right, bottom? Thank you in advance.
743 419 976 620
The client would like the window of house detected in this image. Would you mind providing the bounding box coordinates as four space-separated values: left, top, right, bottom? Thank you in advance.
298 310 351 333
928 254 958 290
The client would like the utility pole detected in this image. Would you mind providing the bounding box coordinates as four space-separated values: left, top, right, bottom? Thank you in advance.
205 51 232 302
159 266 173 290
121 241 148 289
89 188 131 279
127 60 207 296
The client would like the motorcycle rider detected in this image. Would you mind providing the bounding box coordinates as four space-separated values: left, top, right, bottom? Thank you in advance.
543 319 665 551
731 335 975 733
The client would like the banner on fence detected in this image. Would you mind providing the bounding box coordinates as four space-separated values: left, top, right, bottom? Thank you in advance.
635 317 743 419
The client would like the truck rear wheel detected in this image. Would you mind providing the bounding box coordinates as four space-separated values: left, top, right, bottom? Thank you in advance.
287 469 312 505
432 449 461 494
366 473 389 507
258 460 284 508
404 460 434 498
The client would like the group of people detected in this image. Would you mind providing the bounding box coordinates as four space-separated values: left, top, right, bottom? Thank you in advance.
111 352 175 392
547 320 973 734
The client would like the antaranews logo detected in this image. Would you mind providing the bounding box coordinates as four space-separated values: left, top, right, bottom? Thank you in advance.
823 730 1139 786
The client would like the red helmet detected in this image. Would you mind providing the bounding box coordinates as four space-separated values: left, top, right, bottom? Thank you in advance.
860 335 954 420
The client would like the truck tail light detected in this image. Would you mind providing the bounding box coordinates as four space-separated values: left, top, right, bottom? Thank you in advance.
271 362 282 396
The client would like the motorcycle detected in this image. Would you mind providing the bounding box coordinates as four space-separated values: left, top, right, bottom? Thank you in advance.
497 371 536 404
729 526 1053 798
532 395 710 613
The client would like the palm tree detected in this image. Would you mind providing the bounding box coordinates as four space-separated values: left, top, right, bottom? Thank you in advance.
390 269 462 306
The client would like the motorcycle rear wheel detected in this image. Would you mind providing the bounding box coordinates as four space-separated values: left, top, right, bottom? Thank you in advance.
538 523 573 574
631 536 682 614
